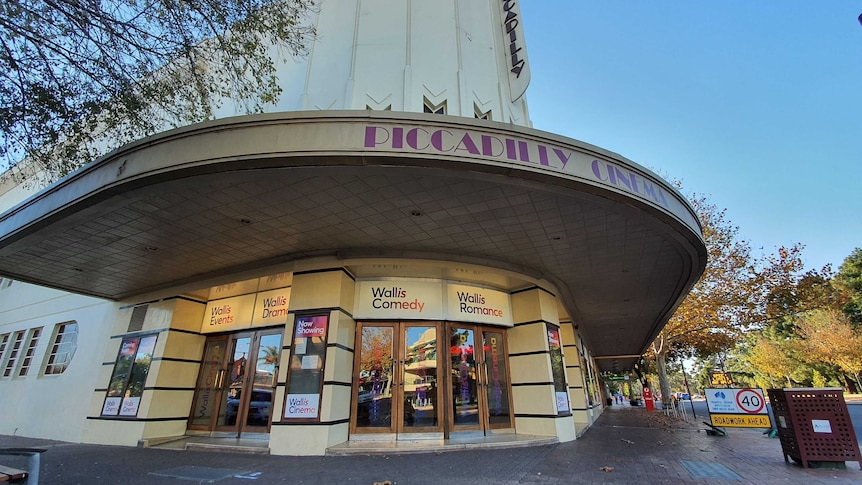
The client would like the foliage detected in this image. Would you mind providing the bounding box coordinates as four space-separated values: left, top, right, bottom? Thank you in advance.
648 193 790 403
835 247 862 325
651 195 774 362
1 0 316 181
726 248 862 392
360 328 393 379
795 308 862 390
744 331 803 387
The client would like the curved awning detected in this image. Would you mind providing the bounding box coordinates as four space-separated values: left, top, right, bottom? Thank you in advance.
0 111 706 371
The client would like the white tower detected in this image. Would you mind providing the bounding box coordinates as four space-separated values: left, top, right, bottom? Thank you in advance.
215 0 532 126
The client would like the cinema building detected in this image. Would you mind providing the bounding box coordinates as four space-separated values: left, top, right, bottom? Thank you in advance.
0 1 706 455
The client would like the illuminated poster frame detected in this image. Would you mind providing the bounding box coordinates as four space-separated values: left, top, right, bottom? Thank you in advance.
547 324 571 415
101 334 158 417
283 313 329 421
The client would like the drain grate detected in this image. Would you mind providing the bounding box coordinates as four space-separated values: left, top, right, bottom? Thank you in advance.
149 466 253 482
680 460 742 480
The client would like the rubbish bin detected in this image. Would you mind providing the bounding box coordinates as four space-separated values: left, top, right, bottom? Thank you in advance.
767 388 862 469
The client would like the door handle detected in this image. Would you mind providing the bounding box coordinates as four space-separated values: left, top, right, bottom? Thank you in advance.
215 369 226 389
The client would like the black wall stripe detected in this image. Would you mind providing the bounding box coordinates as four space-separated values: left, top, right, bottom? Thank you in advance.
110 329 166 339
86 416 188 422
271 418 350 427
289 307 354 320
143 387 195 392
119 295 208 310
293 267 356 281
511 382 554 387
513 413 563 419
154 357 201 364
509 350 550 358
323 381 352 387
326 343 354 353
509 286 556 298
512 319 543 327
168 327 206 336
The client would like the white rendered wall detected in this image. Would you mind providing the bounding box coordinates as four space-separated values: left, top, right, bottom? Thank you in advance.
0 282 117 442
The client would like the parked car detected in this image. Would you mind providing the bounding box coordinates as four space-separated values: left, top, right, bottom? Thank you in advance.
224 389 273 425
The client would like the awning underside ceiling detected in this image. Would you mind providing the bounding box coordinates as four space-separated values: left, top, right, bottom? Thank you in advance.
0 164 695 371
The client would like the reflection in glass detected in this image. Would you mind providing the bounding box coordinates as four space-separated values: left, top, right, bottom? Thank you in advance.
221 337 251 426
245 333 281 427
450 327 478 426
483 331 512 426
355 326 394 428
402 326 438 428
547 326 570 414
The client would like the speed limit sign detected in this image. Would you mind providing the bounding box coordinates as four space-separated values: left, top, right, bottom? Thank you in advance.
735 389 765 413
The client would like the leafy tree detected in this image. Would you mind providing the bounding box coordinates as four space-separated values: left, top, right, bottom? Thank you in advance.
649 194 782 406
835 247 862 325
744 331 802 388
795 308 862 391
729 248 860 392
1 0 316 181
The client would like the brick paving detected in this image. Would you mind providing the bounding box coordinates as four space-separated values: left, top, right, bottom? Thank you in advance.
2 404 860 484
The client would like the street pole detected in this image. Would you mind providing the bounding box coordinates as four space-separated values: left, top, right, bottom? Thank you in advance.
682 364 696 418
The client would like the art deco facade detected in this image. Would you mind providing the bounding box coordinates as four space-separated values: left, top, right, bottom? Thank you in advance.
0 1 705 455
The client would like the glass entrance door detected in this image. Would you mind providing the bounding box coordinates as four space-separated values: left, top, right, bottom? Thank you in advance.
189 328 282 435
449 325 513 433
351 322 442 436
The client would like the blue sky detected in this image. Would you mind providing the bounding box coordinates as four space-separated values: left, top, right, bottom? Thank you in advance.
521 2 862 273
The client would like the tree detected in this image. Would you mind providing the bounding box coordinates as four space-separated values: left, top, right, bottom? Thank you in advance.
730 251 859 392
835 247 862 325
744 331 803 388
649 193 776 406
1 0 316 181
795 308 862 391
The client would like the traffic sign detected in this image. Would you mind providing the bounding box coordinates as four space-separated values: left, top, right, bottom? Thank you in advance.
735 389 765 413
710 414 772 428
709 371 734 387
705 388 772 428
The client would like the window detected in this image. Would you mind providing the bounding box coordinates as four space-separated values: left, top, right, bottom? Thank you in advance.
18 327 42 377
0 333 9 360
283 314 329 420
2 331 25 377
102 334 158 416
365 104 391 111
0 278 12 289
423 98 446 115
44 322 79 375
474 105 491 120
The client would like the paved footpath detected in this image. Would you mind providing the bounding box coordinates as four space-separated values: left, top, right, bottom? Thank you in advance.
2 405 860 484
